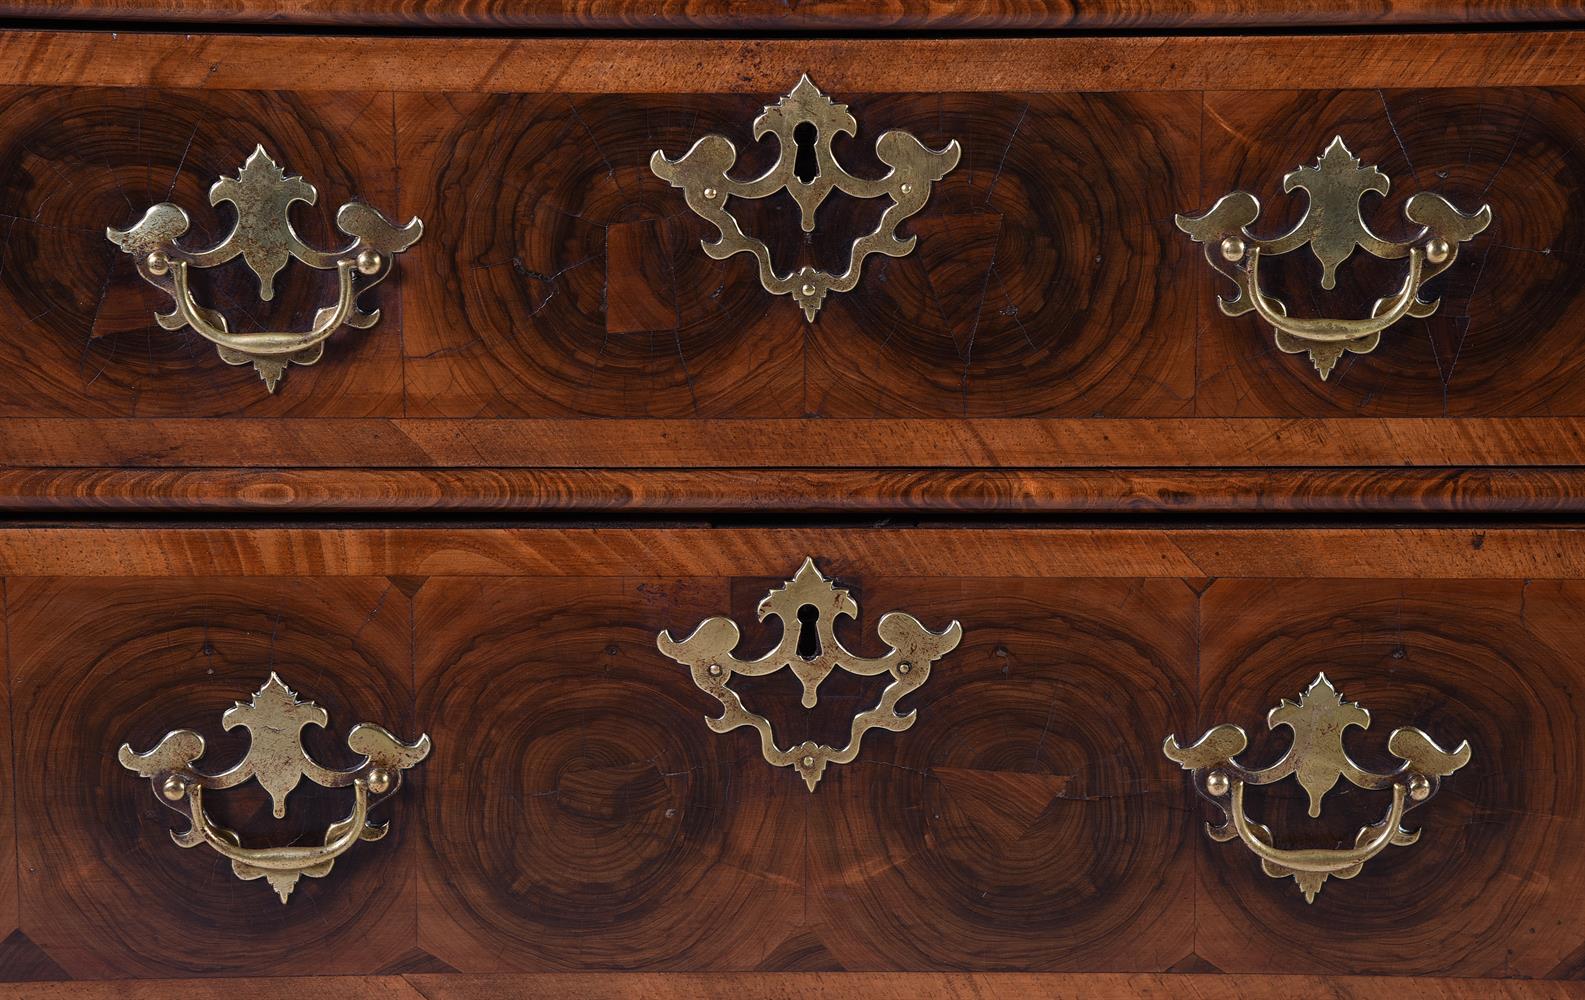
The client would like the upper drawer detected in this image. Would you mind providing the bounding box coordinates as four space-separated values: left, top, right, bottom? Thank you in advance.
5 30 1585 510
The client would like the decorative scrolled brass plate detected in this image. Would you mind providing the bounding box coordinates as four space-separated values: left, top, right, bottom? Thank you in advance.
651 75 961 320
657 557 962 790
107 146 423 393
1165 674 1470 902
1177 137 1491 380
119 673 430 903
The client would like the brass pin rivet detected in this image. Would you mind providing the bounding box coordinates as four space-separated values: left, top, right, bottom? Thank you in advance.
366 768 392 794
900 182 913 195
146 251 171 276
800 283 816 297
161 775 189 801
1425 238 1451 264
702 187 718 200
1408 774 1431 801
356 249 383 275
802 755 815 768
1205 770 1230 797
898 661 912 675
707 663 722 677
1219 237 1246 263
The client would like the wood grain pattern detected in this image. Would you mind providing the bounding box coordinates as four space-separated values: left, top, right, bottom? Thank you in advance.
5 577 419 979
0 87 400 417
0 980 426 1000
806 93 1195 418
2 33 1585 94
415 577 807 971
4 972 1585 999
12 0 1585 29
15 467 1585 513
800 576 1196 970
0 585 15 946
407 973 1585 1000
398 92 805 419
398 89 1194 418
20 418 1585 469
0 526 1580 580
395 82 1576 421
1192 579 1585 978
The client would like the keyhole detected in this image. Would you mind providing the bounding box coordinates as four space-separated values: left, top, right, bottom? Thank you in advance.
793 122 820 183
796 604 822 659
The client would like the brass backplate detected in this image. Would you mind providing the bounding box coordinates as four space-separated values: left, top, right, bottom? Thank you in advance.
657 557 962 790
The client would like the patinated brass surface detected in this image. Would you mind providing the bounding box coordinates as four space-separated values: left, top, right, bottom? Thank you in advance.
1165 674 1470 902
657 557 962 790
651 76 960 320
1177 137 1490 380
107 146 423 392
118 674 430 903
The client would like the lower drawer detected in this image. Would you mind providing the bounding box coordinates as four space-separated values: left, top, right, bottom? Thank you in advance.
0 526 1579 985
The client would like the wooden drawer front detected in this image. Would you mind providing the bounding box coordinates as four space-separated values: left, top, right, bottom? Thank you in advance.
3 32 1585 504
0 526 1581 980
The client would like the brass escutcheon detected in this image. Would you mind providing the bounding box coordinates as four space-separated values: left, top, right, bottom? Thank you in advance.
1177 137 1490 380
1165 674 1471 902
119 674 430 903
108 146 423 393
657 557 961 791
651 76 960 321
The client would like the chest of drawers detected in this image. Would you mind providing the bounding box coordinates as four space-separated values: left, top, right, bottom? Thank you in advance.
2 4 1585 998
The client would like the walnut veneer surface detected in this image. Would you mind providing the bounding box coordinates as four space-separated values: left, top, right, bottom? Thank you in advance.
3 6 1585 999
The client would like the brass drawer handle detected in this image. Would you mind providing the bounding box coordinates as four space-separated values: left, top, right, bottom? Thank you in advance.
1165 674 1470 902
1177 137 1490 380
657 557 961 790
107 146 423 393
118 674 430 903
651 76 960 320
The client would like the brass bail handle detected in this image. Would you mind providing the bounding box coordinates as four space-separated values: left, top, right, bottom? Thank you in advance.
1245 244 1425 343
1219 770 1408 875
119 673 430 904
182 779 372 874
1177 136 1490 380
107 145 423 393
1164 674 1471 902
